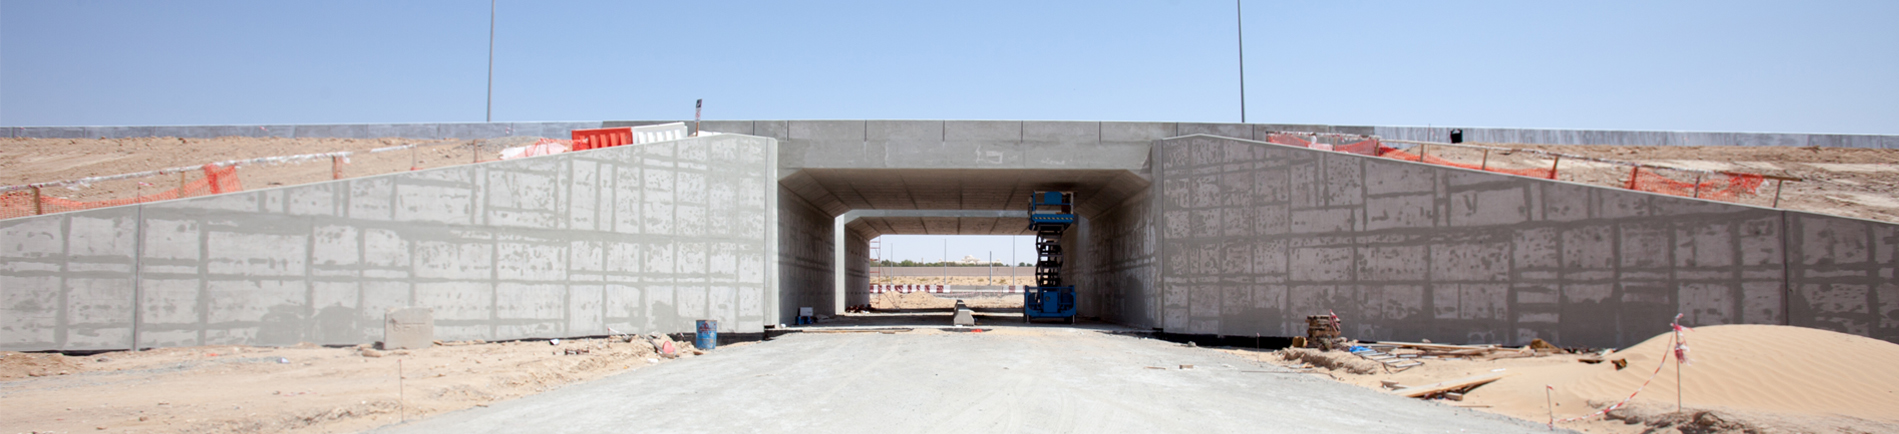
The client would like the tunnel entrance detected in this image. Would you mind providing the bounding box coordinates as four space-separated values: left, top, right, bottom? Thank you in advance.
859 234 1033 325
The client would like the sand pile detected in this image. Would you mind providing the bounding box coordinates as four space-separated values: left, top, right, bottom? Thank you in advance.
0 352 84 380
1233 324 1899 433
0 337 738 434
1274 348 1381 375
1554 324 1899 421
1470 325 1899 433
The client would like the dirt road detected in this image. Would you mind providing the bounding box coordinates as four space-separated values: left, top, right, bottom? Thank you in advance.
369 322 1559 434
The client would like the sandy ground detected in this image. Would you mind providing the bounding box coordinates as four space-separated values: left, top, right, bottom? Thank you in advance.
1425 143 1899 223
869 292 1024 310
0 335 742 434
0 137 495 206
1226 324 1899 434
3 137 1894 224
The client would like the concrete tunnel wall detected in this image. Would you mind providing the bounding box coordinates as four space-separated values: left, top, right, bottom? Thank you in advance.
776 187 835 322
1 134 781 352
1074 135 1899 349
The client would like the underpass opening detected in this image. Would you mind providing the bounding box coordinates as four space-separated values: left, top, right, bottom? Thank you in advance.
773 167 1155 329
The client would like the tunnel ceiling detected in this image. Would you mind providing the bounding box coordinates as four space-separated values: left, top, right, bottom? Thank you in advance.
781 168 1151 222
844 216 1034 240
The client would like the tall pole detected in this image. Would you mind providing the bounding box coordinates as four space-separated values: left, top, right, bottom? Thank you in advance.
988 251 994 285
943 239 949 286
486 0 496 123
1236 0 1246 123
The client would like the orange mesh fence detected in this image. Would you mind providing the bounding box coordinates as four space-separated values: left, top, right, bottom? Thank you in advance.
1624 167 1764 202
1262 133 1382 156
1375 146 1557 179
0 164 242 220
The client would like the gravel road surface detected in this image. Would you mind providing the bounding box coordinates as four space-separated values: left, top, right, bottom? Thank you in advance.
369 323 1562 433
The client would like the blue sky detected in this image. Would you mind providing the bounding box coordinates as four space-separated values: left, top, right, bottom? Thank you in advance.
5 1 1895 134
4 1 1895 262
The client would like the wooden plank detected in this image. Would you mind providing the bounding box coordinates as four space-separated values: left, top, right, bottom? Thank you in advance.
1374 341 1496 351
1388 372 1512 398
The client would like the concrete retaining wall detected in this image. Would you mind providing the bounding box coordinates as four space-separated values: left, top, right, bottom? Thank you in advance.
10 121 1895 149
1078 135 1898 348
1 135 778 352
776 188 834 321
844 233 870 309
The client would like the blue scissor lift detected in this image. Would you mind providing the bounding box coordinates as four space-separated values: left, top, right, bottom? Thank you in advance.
1024 191 1077 324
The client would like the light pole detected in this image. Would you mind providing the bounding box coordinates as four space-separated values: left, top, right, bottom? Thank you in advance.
1236 0 1246 123
486 0 496 123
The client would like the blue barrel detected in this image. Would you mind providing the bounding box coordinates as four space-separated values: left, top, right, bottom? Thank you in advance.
694 319 718 350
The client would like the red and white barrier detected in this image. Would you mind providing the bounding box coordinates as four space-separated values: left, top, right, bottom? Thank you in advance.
869 284 948 294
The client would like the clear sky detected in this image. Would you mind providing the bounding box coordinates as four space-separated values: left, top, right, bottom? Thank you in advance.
4 0 1895 262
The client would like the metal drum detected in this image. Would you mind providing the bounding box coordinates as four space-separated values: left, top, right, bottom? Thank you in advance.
694 319 718 350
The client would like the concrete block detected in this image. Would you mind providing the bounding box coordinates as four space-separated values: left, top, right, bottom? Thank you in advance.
1100 122 1175 142
1364 161 1436 196
1 276 60 348
395 184 476 224
1365 193 1435 231
347 177 396 220
2 217 64 259
1023 121 1097 142
1177 123 1252 140
1289 208 1354 233
28 127 88 138
436 123 510 139
1357 245 1427 281
943 120 1019 141
953 308 975 326
293 124 370 139
1290 247 1352 281
1332 125 1375 136
695 120 754 136
383 307 434 350
365 123 443 139
1448 187 1528 226
1679 283 1734 325
1618 223 1671 269
1796 214 1870 266
1594 189 1652 219
1430 241 1510 281
66 213 137 257
206 231 307 276
1798 283 1871 335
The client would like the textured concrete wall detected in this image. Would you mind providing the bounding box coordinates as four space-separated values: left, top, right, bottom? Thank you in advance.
1074 188 1161 327
776 188 834 321
1079 135 1897 348
844 233 870 308
11 120 1894 149
1 135 777 352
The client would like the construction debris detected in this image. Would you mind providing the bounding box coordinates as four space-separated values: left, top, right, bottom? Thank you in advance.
1303 315 1346 351
1387 371 1513 398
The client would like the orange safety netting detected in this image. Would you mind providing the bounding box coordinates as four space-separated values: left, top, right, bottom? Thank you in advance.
1264 133 1383 156
1375 146 1557 180
0 164 242 220
1623 167 1763 202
